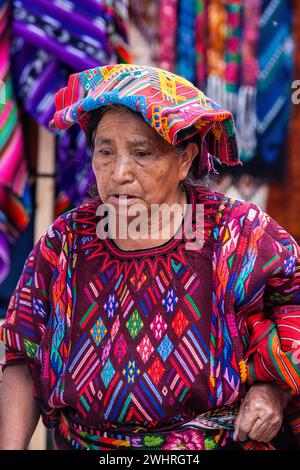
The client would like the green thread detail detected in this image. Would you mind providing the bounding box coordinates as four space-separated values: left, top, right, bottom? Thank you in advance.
185 294 201 319
23 338 38 359
143 435 164 448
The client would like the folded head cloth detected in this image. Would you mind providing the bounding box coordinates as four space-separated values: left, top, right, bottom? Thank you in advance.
49 64 241 175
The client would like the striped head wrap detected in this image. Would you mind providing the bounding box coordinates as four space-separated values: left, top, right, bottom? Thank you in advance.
49 64 241 175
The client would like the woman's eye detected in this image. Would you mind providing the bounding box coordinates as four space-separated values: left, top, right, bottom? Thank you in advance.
135 150 150 157
98 149 111 156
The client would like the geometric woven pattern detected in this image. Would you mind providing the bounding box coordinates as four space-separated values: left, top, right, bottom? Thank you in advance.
1 184 300 450
101 359 115 389
49 64 241 175
104 293 118 319
91 317 107 346
136 335 154 364
150 313 167 340
162 288 178 315
172 309 188 337
123 358 140 385
126 310 144 340
157 334 174 362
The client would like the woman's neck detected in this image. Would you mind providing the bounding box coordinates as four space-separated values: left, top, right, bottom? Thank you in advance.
112 186 187 252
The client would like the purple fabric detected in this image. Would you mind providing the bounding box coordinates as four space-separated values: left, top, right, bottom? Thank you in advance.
0 227 10 284
10 0 130 212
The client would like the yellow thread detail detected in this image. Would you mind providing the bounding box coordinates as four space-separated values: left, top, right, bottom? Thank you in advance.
239 360 247 383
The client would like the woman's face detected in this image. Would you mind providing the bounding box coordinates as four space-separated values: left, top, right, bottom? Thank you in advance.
92 108 198 212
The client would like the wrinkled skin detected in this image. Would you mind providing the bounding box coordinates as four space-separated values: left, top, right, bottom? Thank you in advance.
91 108 198 251
92 108 198 215
234 383 291 442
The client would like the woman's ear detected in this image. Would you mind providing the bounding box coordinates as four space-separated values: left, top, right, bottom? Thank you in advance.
179 143 199 180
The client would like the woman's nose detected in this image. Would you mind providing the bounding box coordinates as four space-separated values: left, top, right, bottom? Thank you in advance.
111 154 134 184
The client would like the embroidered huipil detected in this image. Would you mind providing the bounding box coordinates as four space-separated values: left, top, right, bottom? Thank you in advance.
1 184 300 450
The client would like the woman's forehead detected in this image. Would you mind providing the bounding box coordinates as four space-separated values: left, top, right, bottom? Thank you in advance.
95 136 154 147
95 108 167 147
96 107 147 128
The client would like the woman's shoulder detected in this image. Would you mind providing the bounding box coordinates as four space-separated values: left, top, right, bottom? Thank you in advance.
190 185 300 262
50 197 102 233
190 183 263 227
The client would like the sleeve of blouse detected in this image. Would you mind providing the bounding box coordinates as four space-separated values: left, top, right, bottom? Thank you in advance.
237 211 300 397
0 222 61 371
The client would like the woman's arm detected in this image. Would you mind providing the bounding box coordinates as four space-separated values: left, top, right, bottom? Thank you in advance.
233 207 300 444
0 365 40 449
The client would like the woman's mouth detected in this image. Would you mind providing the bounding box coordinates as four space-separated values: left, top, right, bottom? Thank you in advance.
109 195 140 206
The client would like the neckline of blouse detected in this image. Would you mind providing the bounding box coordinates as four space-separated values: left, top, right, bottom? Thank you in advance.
102 183 196 259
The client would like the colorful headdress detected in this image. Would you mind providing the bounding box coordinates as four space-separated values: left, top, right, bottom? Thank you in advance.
49 64 241 174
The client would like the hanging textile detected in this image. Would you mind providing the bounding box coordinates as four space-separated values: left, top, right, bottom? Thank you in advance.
230 0 293 178
128 0 158 45
128 0 158 66
0 0 31 283
107 0 132 63
219 0 242 132
177 0 196 83
10 0 132 215
256 0 293 170
156 0 293 176
236 0 261 160
224 0 242 100
0 211 10 282
157 0 178 71
206 0 260 161
195 0 208 89
206 0 227 107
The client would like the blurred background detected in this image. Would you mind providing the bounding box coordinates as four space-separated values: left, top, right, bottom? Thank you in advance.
0 0 299 449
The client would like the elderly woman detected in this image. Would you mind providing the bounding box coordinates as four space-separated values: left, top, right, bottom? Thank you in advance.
0 64 300 451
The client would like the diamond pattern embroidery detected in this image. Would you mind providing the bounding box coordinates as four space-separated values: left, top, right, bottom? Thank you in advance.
158 334 174 361
123 358 140 385
172 309 188 337
150 313 167 341
101 359 115 388
90 317 107 346
162 288 178 314
136 335 154 364
114 333 128 364
104 293 118 319
126 309 144 339
147 358 165 386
